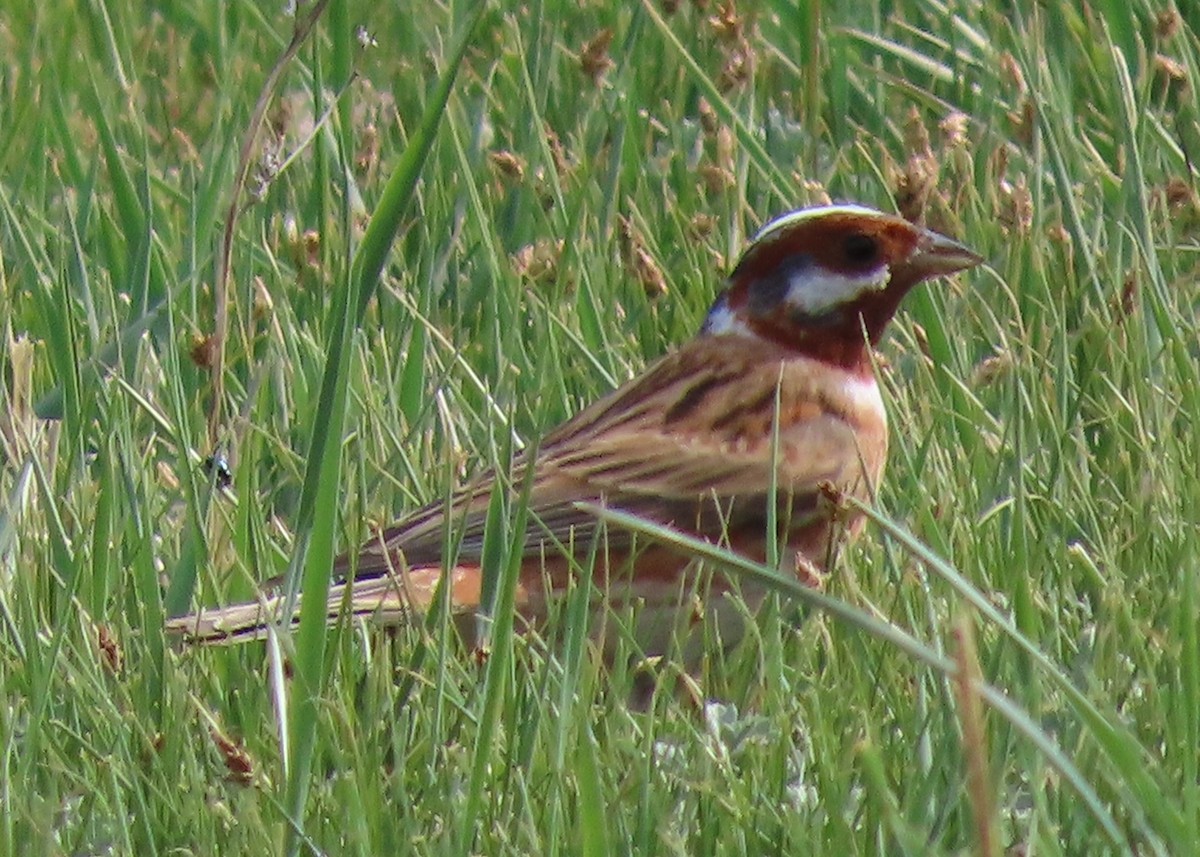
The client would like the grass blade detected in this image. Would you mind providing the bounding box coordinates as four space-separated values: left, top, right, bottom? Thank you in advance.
583 503 1126 846
281 7 485 850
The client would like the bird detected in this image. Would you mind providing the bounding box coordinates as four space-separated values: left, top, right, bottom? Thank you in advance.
167 203 981 665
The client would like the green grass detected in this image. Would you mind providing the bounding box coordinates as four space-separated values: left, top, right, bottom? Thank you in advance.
2 0 1199 853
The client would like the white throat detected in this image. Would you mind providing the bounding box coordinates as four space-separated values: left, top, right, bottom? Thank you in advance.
838 371 886 427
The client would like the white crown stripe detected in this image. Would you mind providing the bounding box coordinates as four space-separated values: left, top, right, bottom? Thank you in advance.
752 204 891 242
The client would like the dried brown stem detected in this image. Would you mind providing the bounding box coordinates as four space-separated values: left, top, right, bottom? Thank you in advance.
209 0 332 450
952 614 999 857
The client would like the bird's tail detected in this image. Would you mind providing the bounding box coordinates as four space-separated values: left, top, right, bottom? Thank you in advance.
165 565 489 645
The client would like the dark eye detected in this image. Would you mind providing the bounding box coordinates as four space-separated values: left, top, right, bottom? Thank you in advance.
842 232 879 265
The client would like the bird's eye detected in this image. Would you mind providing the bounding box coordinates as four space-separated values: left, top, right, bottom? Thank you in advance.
842 232 879 265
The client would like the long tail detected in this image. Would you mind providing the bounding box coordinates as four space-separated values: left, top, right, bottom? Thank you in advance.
165 566 491 645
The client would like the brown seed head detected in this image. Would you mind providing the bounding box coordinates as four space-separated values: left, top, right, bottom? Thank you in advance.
708 0 743 42
579 29 614 82
189 333 217 369
210 730 255 786
1156 8 1181 41
489 150 526 182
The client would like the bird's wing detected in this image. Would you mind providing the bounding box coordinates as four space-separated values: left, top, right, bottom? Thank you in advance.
167 338 877 643
344 336 870 577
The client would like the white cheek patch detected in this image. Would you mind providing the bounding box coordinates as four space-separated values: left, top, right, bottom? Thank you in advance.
783 264 890 316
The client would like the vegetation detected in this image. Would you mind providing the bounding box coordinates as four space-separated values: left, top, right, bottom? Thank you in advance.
1 0 1197 853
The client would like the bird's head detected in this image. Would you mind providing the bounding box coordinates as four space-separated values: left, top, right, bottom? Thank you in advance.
702 204 982 370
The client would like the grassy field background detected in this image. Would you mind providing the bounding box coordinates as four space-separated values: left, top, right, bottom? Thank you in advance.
2 0 1199 853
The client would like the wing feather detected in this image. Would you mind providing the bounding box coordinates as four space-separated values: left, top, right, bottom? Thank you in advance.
341 336 878 577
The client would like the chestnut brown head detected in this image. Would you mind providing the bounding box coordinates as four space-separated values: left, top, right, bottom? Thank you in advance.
702 205 982 370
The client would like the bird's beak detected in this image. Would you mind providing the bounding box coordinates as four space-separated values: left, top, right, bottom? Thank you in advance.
907 228 985 280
